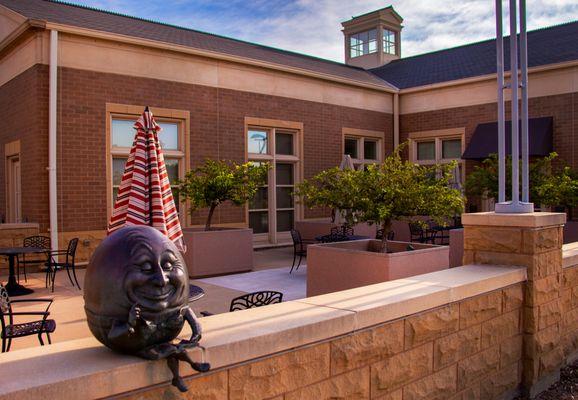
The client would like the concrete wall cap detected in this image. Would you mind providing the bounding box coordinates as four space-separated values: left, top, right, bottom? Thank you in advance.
0 264 526 399
461 212 566 228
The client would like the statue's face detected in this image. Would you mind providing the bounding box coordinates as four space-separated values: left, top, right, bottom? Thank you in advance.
123 232 187 313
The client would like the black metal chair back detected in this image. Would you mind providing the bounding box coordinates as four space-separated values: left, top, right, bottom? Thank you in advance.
229 291 283 312
23 236 50 250
290 229 302 249
66 238 79 265
376 229 395 241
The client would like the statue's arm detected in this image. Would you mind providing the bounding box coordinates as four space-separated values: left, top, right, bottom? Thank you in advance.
182 307 202 344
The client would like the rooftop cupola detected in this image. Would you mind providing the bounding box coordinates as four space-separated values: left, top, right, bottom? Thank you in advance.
341 6 403 69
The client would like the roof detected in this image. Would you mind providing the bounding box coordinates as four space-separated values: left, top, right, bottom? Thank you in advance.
370 20 578 89
0 0 396 91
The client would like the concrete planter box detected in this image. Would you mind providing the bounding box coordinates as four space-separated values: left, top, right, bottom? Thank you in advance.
307 239 449 296
181 227 253 278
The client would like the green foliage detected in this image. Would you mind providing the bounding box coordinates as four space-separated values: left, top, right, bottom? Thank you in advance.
464 152 578 213
296 147 465 251
176 159 269 230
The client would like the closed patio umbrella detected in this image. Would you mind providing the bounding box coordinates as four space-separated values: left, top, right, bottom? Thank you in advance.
108 106 184 250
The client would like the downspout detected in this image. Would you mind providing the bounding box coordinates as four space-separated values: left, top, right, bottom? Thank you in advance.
49 30 59 254
393 92 399 149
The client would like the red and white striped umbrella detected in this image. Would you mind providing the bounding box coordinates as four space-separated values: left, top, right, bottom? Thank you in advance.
108 107 184 249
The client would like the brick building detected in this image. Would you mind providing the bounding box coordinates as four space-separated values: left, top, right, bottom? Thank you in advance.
0 0 577 254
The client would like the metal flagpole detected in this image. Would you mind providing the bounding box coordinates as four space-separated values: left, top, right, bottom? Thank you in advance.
496 0 506 204
495 0 534 213
520 0 531 205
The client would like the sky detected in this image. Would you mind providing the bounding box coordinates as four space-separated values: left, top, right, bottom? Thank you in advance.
68 0 578 62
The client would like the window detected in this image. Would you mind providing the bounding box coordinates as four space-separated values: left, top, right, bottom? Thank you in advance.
110 114 186 215
411 135 464 186
344 136 382 168
349 29 378 58
247 124 301 243
383 29 396 55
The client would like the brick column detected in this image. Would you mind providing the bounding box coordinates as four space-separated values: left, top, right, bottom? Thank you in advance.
462 212 566 398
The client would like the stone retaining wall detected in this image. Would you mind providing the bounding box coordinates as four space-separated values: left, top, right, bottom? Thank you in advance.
116 283 524 400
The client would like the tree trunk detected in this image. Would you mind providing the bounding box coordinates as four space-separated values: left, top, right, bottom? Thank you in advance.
205 203 217 231
379 220 392 253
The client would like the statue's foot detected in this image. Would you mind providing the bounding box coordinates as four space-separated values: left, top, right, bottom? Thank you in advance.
171 377 188 392
191 362 210 373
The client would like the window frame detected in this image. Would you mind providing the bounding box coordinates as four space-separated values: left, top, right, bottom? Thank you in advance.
383 29 396 55
409 128 466 184
349 29 378 58
245 117 303 245
342 128 385 169
106 103 190 226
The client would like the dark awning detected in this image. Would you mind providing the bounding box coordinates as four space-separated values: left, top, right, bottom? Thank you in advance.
462 117 553 160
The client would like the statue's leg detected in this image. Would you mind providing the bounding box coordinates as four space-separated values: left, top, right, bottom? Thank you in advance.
167 355 188 392
175 349 210 373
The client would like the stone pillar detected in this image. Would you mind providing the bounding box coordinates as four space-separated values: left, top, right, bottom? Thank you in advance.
462 212 565 398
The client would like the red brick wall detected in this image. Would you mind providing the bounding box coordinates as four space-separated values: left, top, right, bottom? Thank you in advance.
401 93 578 169
0 64 49 229
400 93 578 211
53 67 392 231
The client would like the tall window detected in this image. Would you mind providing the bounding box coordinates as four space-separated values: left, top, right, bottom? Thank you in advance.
343 135 382 169
383 29 396 55
247 126 300 243
350 29 378 58
110 117 185 211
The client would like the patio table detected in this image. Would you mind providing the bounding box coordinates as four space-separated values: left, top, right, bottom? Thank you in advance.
188 284 205 302
0 247 47 296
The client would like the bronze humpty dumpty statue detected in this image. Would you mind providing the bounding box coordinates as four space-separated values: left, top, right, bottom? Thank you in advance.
84 225 209 392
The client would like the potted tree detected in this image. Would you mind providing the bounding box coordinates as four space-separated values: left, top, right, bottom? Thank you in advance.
177 159 268 277
297 147 464 296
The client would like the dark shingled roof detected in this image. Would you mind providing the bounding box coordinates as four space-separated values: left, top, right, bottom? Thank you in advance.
0 0 395 90
370 20 578 89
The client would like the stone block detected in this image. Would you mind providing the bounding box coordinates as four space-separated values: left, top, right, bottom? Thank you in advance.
433 325 481 371
448 386 480 400
571 286 578 308
525 274 560 306
503 284 524 312
284 367 369 400
539 347 563 378
405 305 459 349
463 226 522 253
479 362 521 399
457 347 500 390
500 335 523 368
563 267 578 288
473 251 532 269
370 343 433 397
462 250 475 265
402 365 457 400
522 227 560 255
459 291 502 329
228 344 330 400
538 299 562 330
562 307 578 333
561 288 572 313
527 250 562 281
373 389 402 400
525 324 560 356
331 320 404 375
561 332 578 359
123 371 228 400
481 310 520 349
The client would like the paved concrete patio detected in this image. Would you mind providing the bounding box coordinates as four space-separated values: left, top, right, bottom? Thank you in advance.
1 246 306 352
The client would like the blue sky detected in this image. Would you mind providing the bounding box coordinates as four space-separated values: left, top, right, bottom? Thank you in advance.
68 0 578 62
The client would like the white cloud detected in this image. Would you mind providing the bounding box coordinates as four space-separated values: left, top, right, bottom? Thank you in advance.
70 0 578 62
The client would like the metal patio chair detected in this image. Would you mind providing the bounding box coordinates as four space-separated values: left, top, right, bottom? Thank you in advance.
290 229 314 274
45 238 80 292
0 284 55 352
201 291 283 317
18 235 51 283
